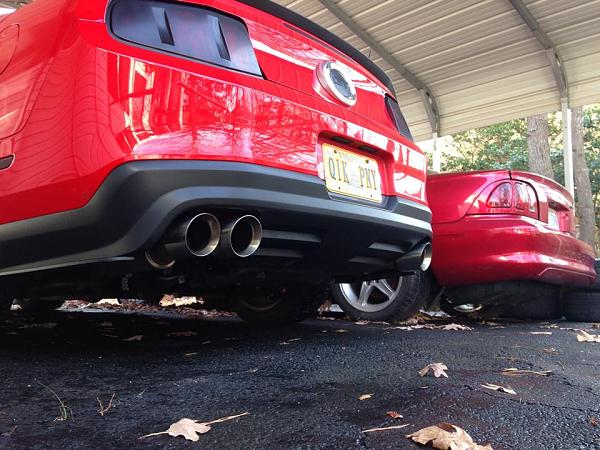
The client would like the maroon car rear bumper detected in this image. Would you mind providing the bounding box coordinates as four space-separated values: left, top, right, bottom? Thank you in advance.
431 214 596 288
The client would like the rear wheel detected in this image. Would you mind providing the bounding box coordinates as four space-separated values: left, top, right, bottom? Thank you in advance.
563 291 600 322
229 284 327 325
440 297 507 320
331 271 428 321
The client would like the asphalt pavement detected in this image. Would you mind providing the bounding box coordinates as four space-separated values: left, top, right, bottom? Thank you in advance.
0 306 599 449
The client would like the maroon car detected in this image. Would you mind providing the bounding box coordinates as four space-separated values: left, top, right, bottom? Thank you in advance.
332 170 596 321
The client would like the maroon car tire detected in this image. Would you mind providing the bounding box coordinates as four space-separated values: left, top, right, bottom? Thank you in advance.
563 291 600 322
502 294 563 320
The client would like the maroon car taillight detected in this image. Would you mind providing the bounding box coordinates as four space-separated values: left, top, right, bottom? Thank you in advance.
487 182 512 208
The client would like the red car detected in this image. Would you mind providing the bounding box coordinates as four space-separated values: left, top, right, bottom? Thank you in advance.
0 0 432 323
333 170 596 321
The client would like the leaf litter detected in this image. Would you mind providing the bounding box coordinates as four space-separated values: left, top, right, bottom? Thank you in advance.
141 412 249 442
406 422 493 450
577 330 600 342
481 383 516 395
419 363 448 378
502 368 552 377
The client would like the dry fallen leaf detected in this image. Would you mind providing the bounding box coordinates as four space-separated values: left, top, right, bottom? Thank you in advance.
530 331 552 335
98 298 120 306
440 323 473 331
481 383 516 395
394 324 430 331
359 394 373 401
577 330 600 343
386 411 403 420
123 335 143 342
419 363 448 378
590 416 599 427
502 368 552 377
406 423 493 450
541 347 559 355
335 329 349 333
141 412 249 442
363 424 409 433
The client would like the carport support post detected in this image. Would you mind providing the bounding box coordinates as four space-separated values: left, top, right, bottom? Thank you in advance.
561 98 575 198
432 132 441 173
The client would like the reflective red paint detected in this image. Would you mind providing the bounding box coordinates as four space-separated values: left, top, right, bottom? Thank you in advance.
0 0 426 226
428 170 595 287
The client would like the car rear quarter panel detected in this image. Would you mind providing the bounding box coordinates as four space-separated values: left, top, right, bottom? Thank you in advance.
427 171 511 224
429 170 595 287
0 0 427 225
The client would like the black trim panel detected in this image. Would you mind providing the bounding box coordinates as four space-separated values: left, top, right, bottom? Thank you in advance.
235 0 396 96
0 161 431 275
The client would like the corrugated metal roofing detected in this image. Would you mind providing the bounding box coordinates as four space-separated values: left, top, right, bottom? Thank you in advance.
275 0 600 141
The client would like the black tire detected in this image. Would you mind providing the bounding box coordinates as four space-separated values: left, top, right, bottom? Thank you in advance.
229 284 327 325
589 259 600 290
502 294 563 320
331 271 428 321
563 291 600 322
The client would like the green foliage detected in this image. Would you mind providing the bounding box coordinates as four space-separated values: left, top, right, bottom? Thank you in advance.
442 119 529 173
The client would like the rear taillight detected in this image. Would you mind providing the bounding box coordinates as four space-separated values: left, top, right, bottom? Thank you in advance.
487 182 512 208
108 0 261 76
470 180 539 218
526 184 538 214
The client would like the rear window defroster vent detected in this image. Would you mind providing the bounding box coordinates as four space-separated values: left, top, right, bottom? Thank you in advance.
108 0 262 76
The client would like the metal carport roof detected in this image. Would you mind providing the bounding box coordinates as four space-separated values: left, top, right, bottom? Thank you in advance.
275 0 600 143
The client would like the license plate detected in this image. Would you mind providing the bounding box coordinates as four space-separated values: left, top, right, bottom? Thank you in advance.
322 144 382 203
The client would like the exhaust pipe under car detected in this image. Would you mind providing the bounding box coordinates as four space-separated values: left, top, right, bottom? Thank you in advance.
396 242 432 272
146 213 221 268
217 215 263 258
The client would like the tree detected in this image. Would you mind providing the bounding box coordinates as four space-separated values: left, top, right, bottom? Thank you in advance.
526 114 554 179
572 106 596 248
442 120 529 173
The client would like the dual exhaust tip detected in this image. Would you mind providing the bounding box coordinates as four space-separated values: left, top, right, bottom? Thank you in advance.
146 213 262 269
147 213 433 274
396 242 432 272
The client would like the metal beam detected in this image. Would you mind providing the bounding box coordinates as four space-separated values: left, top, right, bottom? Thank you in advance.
508 0 568 100
317 0 440 135
509 0 573 197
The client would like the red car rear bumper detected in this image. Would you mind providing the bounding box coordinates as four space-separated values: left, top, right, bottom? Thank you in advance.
431 214 596 288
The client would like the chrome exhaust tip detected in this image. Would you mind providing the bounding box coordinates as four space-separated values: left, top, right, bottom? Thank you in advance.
396 242 432 272
419 242 432 271
147 213 221 268
183 213 221 257
220 215 262 258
